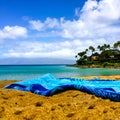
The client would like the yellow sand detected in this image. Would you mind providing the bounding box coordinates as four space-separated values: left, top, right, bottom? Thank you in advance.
72 75 120 80
0 75 120 120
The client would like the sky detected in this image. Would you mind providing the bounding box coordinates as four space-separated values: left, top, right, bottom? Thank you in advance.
0 0 120 64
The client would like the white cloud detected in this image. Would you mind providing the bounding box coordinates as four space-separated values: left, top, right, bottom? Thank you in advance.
2 38 107 59
81 0 120 23
28 0 120 41
1 0 120 60
29 17 60 31
61 0 120 40
45 17 60 28
0 26 27 40
29 20 44 31
61 20 89 39
75 8 81 17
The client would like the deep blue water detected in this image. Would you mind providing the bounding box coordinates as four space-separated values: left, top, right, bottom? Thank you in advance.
0 65 120 80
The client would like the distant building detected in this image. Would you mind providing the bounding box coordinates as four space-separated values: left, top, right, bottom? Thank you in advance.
110 49 120 60
90 52 99 60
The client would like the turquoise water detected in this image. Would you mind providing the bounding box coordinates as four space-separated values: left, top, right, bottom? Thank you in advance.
0 65 120 80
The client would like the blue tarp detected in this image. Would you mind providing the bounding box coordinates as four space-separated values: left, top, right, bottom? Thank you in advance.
4 73 120 101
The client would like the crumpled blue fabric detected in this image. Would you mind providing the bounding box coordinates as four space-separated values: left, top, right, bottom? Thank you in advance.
4 73 120 101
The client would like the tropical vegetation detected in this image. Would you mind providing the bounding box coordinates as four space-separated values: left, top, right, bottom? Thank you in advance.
75 41 120 68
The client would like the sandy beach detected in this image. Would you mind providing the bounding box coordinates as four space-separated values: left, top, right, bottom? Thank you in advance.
0 75 120 120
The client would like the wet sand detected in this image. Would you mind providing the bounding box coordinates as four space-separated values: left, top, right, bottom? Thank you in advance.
0 75 120 120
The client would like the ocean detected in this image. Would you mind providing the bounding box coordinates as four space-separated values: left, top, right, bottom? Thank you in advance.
0 65 120 80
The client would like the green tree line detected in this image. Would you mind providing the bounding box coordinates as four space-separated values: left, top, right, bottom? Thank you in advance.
75 41 120 66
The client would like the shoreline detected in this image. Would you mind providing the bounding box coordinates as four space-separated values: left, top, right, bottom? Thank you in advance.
69 64 120 69
0 75 120 119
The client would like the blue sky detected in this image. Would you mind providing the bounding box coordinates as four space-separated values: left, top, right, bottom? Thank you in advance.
0 0 120 64
1 0 77 18
0 0 85 27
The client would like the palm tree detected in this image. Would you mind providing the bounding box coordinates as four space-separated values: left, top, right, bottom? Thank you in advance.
97 45 101 50
77 51 88 65
76 41 120 65
98 44 110 52
100 44 112 60
75 55 78 60
114 41 120 49
89 46 95 55
97 45 102 52
85 48 88 52
78 51 86 60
